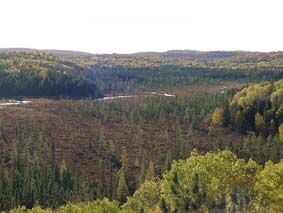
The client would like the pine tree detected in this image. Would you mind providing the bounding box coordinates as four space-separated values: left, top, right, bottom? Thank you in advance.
97 159 105 198
175 125 183 158
138 152 148 186
255 112 265 134
190 115 197 130
234 111 246 133
107 140 115 199
164 150 173 171
121 146 128 173
136 125 143 145
256 135 265 164
222 103 231 128
98 128 105 157
270 119 277 135
145 160 155 181
163 129 169 144
155 140 162 175
279 123 283 143
116 167 129 203
270 136 280 163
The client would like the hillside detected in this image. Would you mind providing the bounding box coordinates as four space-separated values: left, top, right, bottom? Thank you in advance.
3 48 283 64
0 48 93 58
85 51 283 94
0 51 100 97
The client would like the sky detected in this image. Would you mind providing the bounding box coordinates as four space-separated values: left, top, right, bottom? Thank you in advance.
0 0 282 54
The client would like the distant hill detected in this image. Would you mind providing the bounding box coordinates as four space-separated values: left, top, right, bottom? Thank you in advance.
162 50 246 59
1 48 283 63
0 48 36 53
130 50 283 62
43 49 93 57
0 48 93 58
132 50 244 59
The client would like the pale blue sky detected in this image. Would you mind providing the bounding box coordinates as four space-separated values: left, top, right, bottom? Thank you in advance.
0 0 282 53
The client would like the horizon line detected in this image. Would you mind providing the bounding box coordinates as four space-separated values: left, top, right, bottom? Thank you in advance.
0 47 283 55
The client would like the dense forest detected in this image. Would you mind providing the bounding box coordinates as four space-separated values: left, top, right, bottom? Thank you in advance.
0 91 235 210
0 52 100 97
0 49 283 212
83 51 283 93
8 150 283 212
3 49 283 95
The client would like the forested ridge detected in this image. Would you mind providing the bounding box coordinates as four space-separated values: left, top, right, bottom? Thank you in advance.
3 49 283 95
0 49 283 212
85 50 283 93
0 52 100 97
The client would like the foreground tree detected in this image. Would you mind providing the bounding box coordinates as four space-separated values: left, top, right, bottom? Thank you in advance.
8 150 283 212
253 161 283 212
161 150 260 212
122 180 160 212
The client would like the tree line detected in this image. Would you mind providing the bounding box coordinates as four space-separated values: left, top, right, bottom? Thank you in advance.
0 52 101 97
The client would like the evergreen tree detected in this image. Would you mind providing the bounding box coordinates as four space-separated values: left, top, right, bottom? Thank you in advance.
222 103 231 128
116 167 129 203
121 146 128 170
164 150 173 171
270 119 277 135
234 111 246 133
107 140 115 199
145 160 155 181
97 159 105 198
175 125 183 158
279 123 283 143
255 112 265 134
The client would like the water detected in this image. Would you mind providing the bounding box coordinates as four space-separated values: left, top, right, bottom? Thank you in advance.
0 92 176 107
97 92 175 101
0 100 32 108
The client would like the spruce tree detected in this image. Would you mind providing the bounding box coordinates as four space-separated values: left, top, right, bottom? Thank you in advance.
116 167 129 203
175 125 182 158
164 150 173 171
222 103 230 128
145 160 155 181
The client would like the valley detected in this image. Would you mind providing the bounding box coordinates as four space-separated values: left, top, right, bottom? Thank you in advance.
2 0 283 211
0 49 283 212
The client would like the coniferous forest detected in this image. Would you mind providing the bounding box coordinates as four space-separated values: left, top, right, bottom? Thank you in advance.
1 49 283 212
